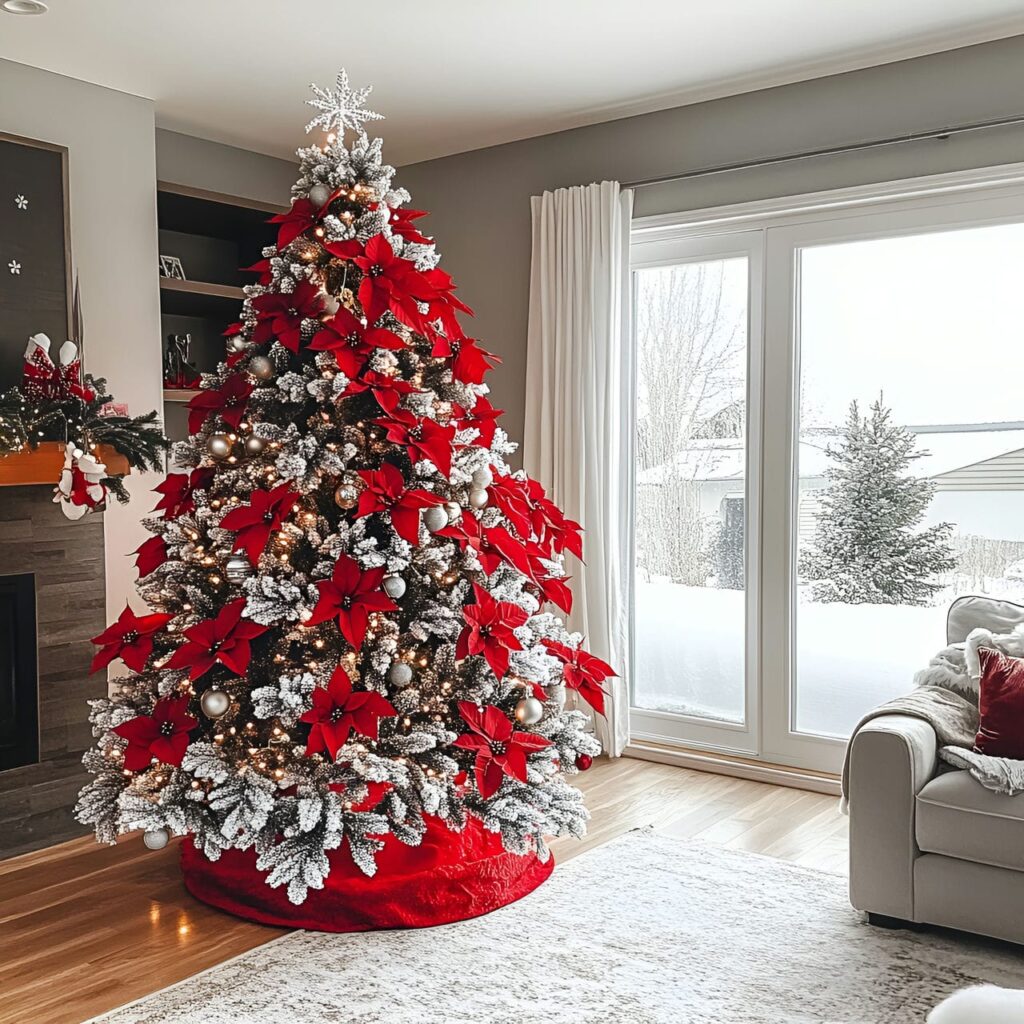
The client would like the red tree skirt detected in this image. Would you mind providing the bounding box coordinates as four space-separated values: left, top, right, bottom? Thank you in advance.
180 814 554 932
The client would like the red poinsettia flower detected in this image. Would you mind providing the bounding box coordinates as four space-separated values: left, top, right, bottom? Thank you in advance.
387 205 431 244
452 701 552 799
300 665 397 760
525 477 583 560
353 234 438 329
187 374 253 435
456 583 529 680
309 306 404 378
421 266 474 340
133 535 167 578
152 467 215 519
269 197 321 249
528 554 573 614
113 694 198 771
305 554 398 649
541 639 616 715
454 395 502 449
250 279 326 353
91 603 173 673
431 334 499 386
242 258 274 286
355 462 445 545
165 598 268 680
374 393 455 477
486 473 534 540
218 482 298 565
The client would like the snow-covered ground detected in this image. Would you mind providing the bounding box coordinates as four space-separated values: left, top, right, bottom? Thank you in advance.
634 583 949 738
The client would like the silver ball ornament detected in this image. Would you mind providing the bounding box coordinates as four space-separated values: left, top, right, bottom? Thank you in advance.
388 661 413 687
244 435 265 455
224 555 253 583
422 505 449 533
143 828 169 851
226 334 250 354
382 575 406 600
200 688 231 718
207 433 232 459
471 466 494 489
308 183 332 208
468 487 489 510
248 354 275 380
334 482 360 510
515 696 545 726
444 501 462 524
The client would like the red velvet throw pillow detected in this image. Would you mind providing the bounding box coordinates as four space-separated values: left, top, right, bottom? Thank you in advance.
975 647 1024 758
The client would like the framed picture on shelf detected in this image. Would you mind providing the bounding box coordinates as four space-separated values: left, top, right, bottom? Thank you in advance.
159 254 186 280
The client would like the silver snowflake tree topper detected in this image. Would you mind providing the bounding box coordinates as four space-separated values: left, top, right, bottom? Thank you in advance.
305 69 384 138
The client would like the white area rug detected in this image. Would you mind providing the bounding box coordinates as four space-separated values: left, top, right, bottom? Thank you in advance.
86 831 1024 1024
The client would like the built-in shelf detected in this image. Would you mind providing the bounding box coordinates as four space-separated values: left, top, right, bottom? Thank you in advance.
159 277 245 318
157 182 283 441
163 388 202 403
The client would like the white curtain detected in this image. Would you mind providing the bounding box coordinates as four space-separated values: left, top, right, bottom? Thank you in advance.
523 181 633 756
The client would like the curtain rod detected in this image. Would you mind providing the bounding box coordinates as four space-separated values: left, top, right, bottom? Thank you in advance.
621 114 1024 190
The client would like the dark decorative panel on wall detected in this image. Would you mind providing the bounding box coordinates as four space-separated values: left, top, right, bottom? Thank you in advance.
0 133 72 389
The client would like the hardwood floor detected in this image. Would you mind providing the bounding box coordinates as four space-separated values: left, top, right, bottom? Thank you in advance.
0 757 847 1024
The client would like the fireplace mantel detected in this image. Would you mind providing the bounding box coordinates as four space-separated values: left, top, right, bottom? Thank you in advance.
0 442 130 487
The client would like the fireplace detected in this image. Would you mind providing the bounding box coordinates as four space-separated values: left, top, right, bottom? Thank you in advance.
0 482 107 858
0 572 38 771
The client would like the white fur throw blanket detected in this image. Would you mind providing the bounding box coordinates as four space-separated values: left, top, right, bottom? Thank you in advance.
841 626 1024 807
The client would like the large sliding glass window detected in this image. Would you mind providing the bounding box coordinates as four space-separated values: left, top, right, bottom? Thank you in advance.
630 173 1024 772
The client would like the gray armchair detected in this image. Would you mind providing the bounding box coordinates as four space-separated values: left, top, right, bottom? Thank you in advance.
847 595 1024 945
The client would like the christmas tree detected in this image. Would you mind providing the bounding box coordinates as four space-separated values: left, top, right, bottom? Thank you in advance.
76 72 607 909
799 397 954 606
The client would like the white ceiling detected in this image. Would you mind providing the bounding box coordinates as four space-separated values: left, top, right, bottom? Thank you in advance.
3 0 1024 166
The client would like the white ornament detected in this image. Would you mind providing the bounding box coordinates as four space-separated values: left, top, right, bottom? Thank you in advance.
320 291 340 316
305 69 385 137
471 466 493 489
226 334 250 353
307 183 332 208
8 260 21 275
515 696 545 726
422 506 448 533
248 354 275 380
468 488 489 510
444 501 462 524
14 194 28 210
382 575 406 600
200 689 230 718
224 555 253 583
143 828 169 851
388 661 413 687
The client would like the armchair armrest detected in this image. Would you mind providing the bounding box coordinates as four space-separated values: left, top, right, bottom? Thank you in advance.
847 714 938 920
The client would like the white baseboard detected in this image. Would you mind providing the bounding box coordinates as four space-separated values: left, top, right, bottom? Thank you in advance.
624 741 841 796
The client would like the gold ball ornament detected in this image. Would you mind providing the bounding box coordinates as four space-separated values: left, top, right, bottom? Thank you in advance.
334 482 360 509
515 696 545 726
200 688 231 718
248 354 275 381
244 435 265 455
207 433 233 459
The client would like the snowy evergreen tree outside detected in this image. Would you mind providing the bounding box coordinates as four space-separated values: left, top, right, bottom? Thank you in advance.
799 397 955 606
75 72 608 905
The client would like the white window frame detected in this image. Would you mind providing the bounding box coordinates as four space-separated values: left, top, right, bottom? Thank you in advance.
628 161 1024 774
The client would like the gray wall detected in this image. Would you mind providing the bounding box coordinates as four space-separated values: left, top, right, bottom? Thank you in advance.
399 35 1024 458
156 128 296 206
